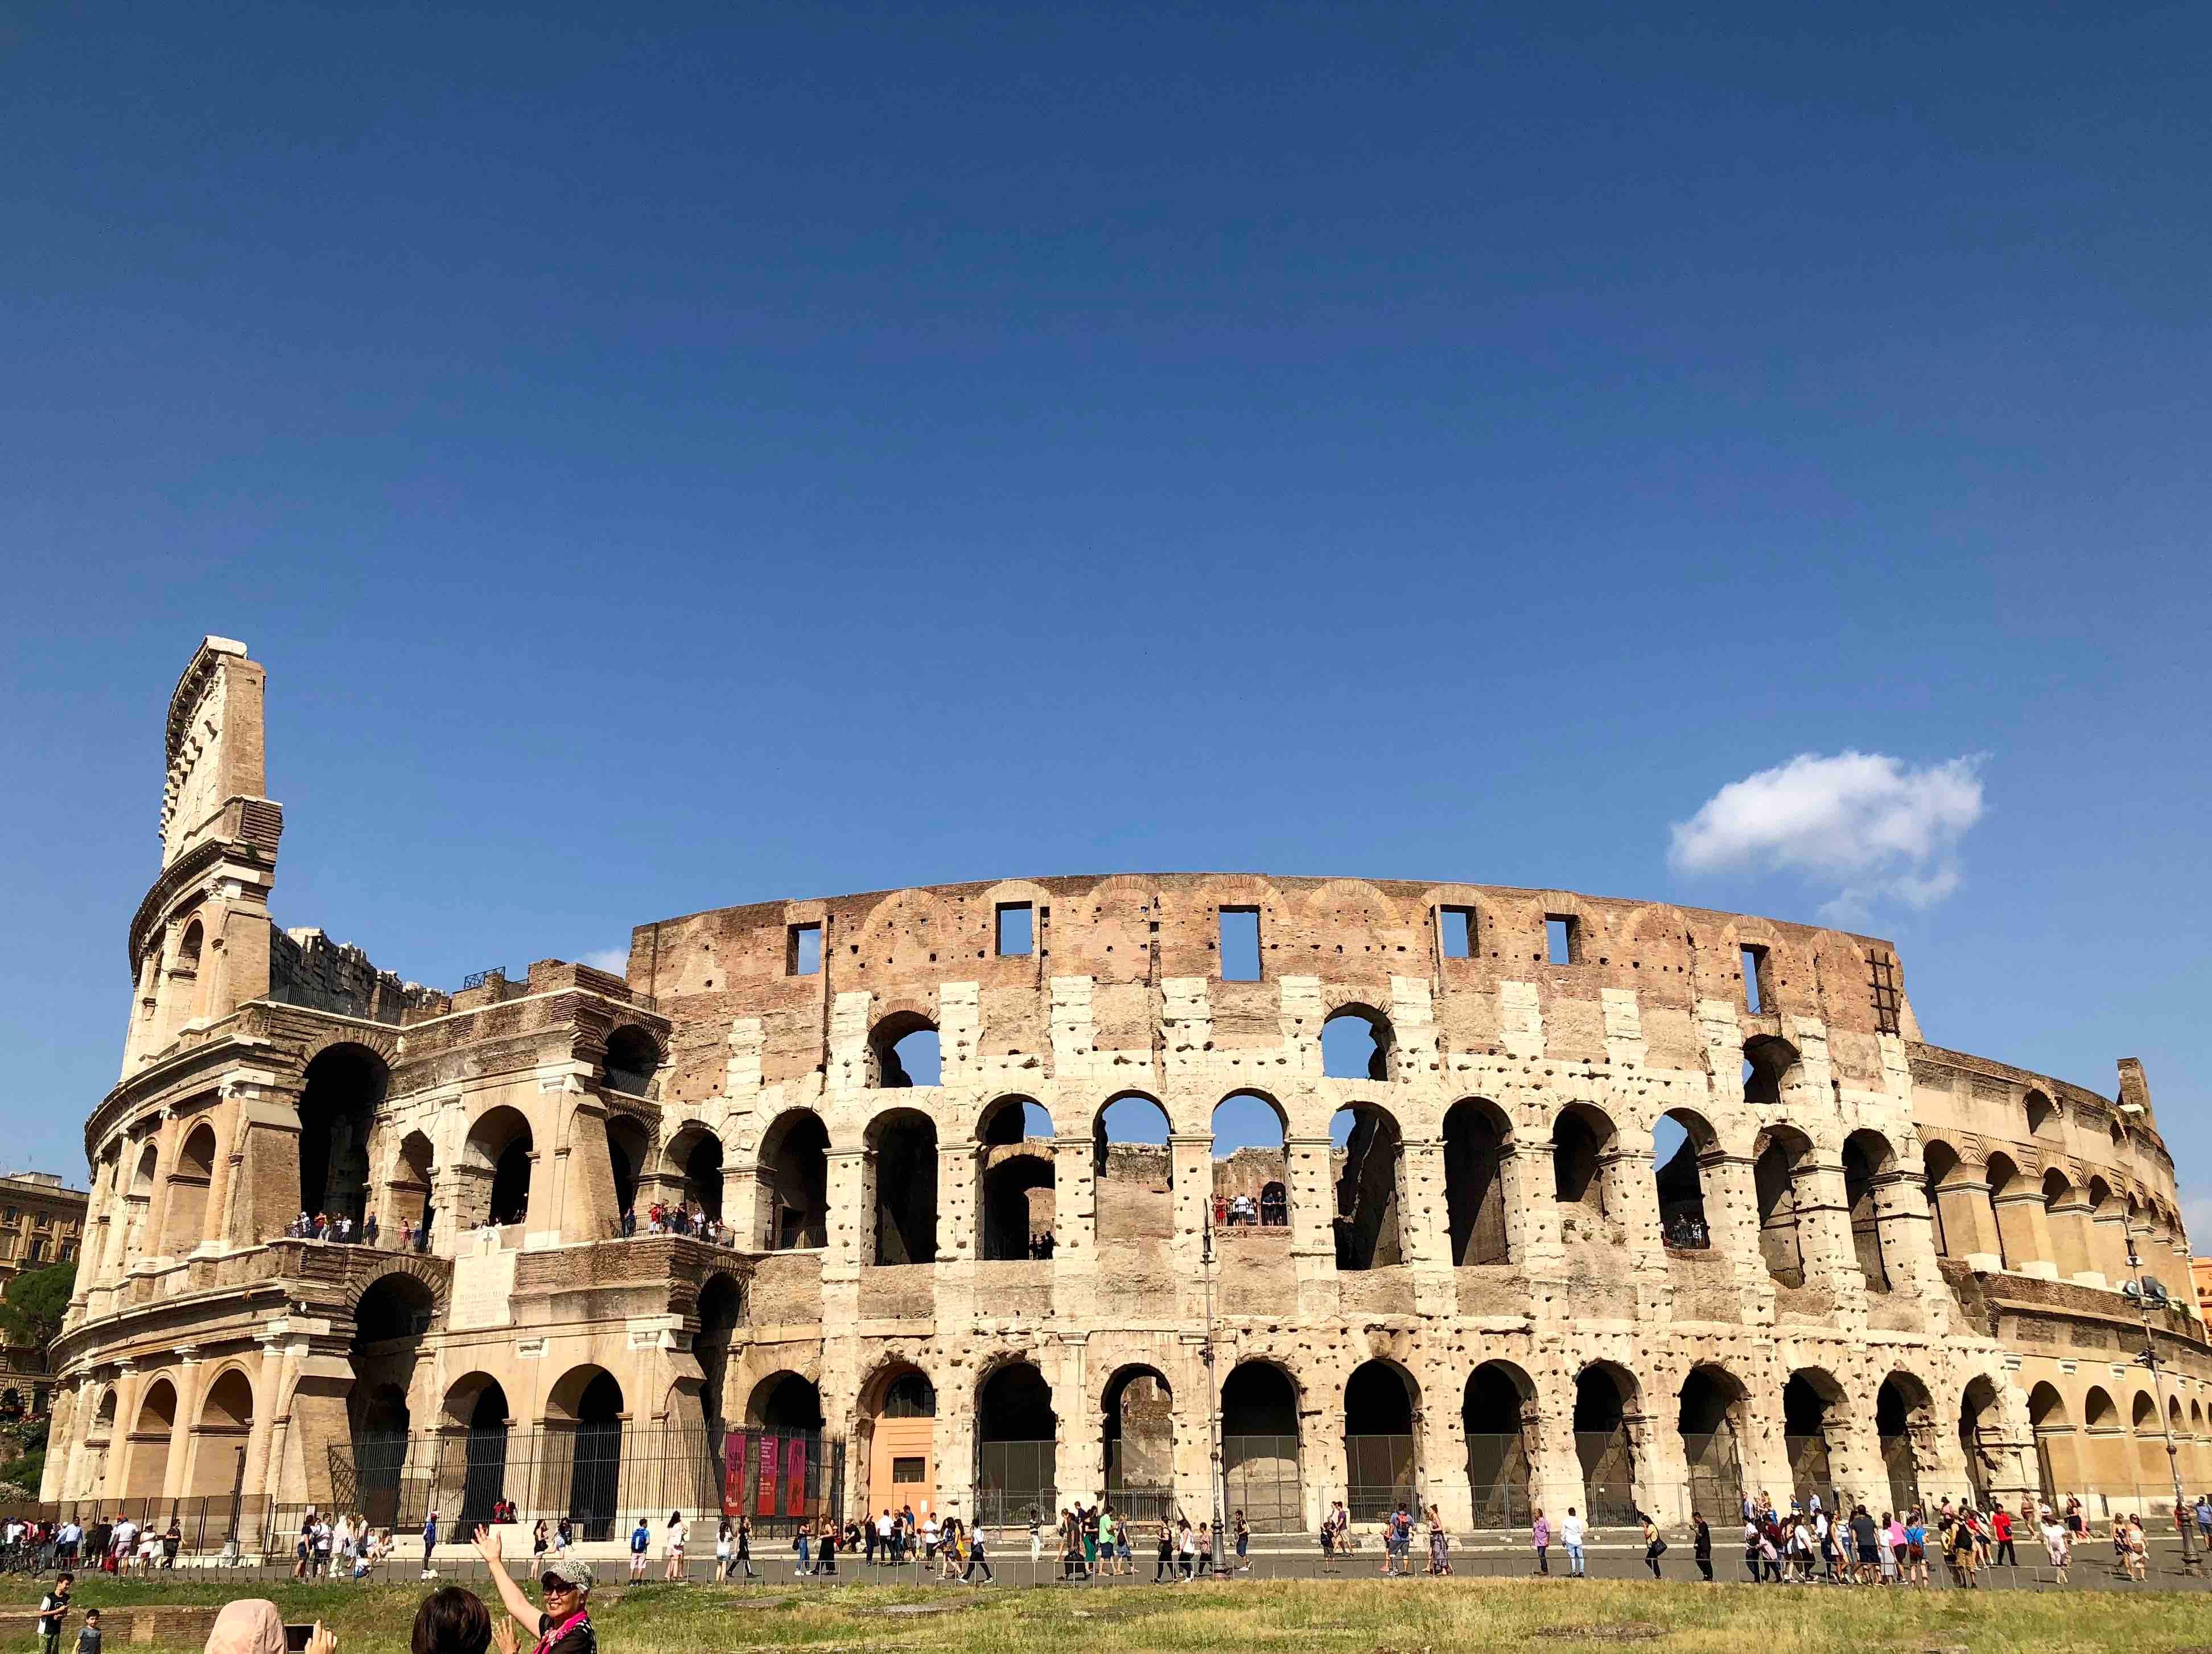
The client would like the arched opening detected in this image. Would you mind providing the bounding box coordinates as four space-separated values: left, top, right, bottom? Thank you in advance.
1678 1366 1746 1518
602 1026 660 1098
388 1130 434 1238
1331 1102 1403 1269
189 1369 255 1498
1842 1131 1893 1290
550 1367 624 1540
1958 1376 2000 1507
2131 1391 2165 1491
2042 1169 2095 1280
1343 1360 1419 1521
871 1012 941 1088
2025 1089 2057 1135
1783 1371 1841 1508
1753 1126 1813 1286
124 1377 178 1500
758 1110 828 1249
604 1115 648 1228
1222 1362 1301 1532
1552 1104 1618 1236
695 1272 745 1433
353 1383 411 1529
1093 1093 1172 1242
1102 1366 1175 1521
748 1372 825 1433
683 1132 724 1222
1212 1091 1290 1232
299 1044 388 1223
1463 1362 1534 1527
1654 1109 1716 1252
1984 1153 2031 1271
1573 1364 1638 1524
1741 1035 1800 1109
860 1365 938 1518
2028 1382 2073 1505
160 1122 217 1256
979 1096 1056 1260
1443 1099 1511 1264
462 1106 534 1232
1922 1141 1959 1257
447 1376 510 1528
1321 1005 1394 1081
2083 1384 2125 1495
174 919 204 976
868 1108 938 1264
975 1362 1057 1525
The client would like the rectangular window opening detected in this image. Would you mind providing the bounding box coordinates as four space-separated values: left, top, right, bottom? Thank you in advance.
1741 944 1769 1014
1439 906 1474 960
892 1457 926 1484
995 902 1034 958
1544 915 1579 966
1220 908 1262 981
786 922 822 977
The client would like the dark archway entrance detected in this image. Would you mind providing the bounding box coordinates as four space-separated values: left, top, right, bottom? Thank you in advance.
1574 1366 1637 1524
1222 1362 1301 1532
975 1362 1057 1526
1102 1367 1175 1521
299 1045 386 1222
1343 1360 1418 1520
1463 1362 1533 1527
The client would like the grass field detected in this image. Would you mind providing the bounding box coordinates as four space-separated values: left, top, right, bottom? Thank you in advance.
6 1574 2211 1654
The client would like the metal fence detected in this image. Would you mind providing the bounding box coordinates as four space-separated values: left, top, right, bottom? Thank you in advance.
1344 1432 1416 1521
327 1425 842 1542
973 1439 1056 1527
1224 1434 1303 1532
1575 1430 1640 1524
1464 1433 1533 1528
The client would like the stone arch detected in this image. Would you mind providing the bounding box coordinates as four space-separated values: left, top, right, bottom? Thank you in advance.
1100 1363 1176 1516
2027 1381 2074 1503
1443 1097 1513 1264
1343 1358 1420 1520
547 1366 625 1539
187 1366 256 1498
1742 1033 1801 1109
1332 1098 1405 1269
385 1128 435 1236
2130 1389 2166 1490
298 1042 389 1222
160 1119 218 1256
867 1106 938 1265
1984 1152 2036 1271
1094 1090 1173 1243
870 1008 940 1089
1213 1088 1291 1232
1841 1128 1896 1289
1321 1001 1395 1082
1655 1107 1720 1252
460 1104 533 1231
1552 1102 1621 1230
747 1370 825 1434
603 1111 650 1227
1782 1367 1847 1505
661 1121 726 1222
123 1374 179 1500
1752 1123 1815 1285
975 1359 1058 1524
1678 1363 1750 1516
756 1108 829 1250
1573 1360 1640 1521
855 1356 939 1516
600 1022 662 1098
1463 1360 1537 1526
1222 1358 1303 1531
1958 1373 2004 1506
2025 1088 2057 1136
1876 1370 1935 1515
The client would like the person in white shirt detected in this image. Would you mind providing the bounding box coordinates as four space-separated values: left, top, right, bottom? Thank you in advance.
876 1511 895 1565
1559 1508 1587 1577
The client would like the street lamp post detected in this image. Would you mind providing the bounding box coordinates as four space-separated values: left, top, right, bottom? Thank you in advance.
2125 1234 2201 1577
1201 1205 1228 1573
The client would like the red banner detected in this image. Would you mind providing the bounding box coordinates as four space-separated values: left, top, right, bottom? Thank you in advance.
785 1437 808 1516
756 1435 780 1516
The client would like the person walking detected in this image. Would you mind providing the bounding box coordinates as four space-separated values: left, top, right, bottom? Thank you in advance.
422 1511 440 1581
1991 1504 2016 1569
736 1512 757 1581
1640 1511 1666 1579
1426 1504 1450 1575
664 1511 687 1581
1531 1509 1551 1575
2042 1511 2071 1583
1559 1507 1586 1578
1155 1520 1175 1583
962 1525 992 1584
628 1516 650 1582
1692 1512 1712 1581
36 1573 72 1654
715 1519 734 1582
1028 1506 1043 1569
1234 1509 1250 1574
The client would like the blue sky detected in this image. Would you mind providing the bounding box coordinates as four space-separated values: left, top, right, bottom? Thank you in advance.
3 4 2206 1208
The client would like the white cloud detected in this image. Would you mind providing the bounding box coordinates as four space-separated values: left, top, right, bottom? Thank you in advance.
1669 750 1987 926
579 946 631 974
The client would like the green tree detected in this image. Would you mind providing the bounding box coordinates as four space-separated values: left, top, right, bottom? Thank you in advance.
0 1260 77 1355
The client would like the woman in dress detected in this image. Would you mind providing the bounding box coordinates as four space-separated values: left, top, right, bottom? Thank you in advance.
1426 1504 1450 1575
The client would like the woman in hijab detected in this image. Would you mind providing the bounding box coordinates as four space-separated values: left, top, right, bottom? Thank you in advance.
203 1603 333 1654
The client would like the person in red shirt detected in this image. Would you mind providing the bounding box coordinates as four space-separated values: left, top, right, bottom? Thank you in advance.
1991 1506 2016 1568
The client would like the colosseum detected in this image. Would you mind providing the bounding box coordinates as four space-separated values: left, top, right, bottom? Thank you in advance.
40 636 2212 1549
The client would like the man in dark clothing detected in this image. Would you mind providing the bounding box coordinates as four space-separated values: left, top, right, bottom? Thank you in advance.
38 1574 73 1654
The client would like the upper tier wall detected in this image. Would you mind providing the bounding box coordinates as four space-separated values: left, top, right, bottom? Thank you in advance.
625 872 1911 1104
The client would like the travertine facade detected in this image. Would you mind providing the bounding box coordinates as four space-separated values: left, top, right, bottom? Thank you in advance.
42 638 2212 1537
